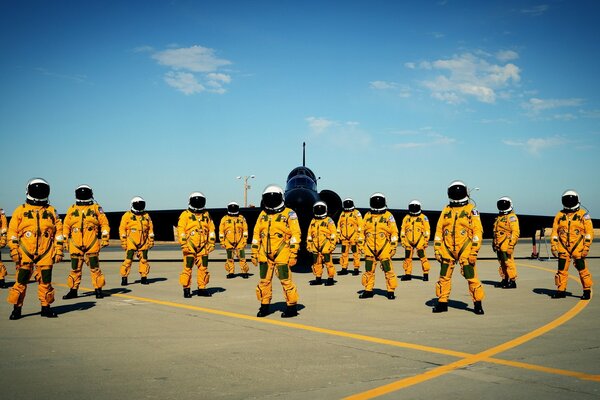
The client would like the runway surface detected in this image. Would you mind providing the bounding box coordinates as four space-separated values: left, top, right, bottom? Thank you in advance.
1 240 599 399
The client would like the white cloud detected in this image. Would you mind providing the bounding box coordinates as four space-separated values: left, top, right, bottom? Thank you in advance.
147 45 233 95
152 45 231 72
164 71 205 95
370 80 397 90
306 117 337 134
305 117 371 149
522 97 584 114
503 135 566 155
411 52 521 104
393 130 456 149
496 50 519 62
520 5 549 16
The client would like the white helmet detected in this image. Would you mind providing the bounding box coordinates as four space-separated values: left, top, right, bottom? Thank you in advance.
447 180 468 206
131 196 146 214
262 185 285 213
497 197 513 214
408 200 422 215
227 201 240 215
26 178 50 205
313 201 327 219
561 190 580 211
189 192 206 212
75 184 94 205
370 192 387 213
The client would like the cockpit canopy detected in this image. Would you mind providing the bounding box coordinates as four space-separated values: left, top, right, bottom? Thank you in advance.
285 166 317 193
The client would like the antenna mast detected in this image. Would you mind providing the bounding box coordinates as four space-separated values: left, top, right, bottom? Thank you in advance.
302 142 306 166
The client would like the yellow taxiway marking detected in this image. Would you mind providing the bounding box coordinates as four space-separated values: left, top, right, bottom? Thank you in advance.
63 260 598 399
344 262 597 399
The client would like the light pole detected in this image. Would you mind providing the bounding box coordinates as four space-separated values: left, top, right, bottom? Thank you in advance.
236 175 255 207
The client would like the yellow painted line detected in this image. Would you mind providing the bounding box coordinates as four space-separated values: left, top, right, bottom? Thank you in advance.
56 259 597 397
344 261 596 399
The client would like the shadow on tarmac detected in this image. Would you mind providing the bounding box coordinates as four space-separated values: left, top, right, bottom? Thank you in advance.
532 288 576 298
424 298 469 311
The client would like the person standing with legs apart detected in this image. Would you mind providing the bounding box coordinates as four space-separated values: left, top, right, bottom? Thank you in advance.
119 197 154 286
219 202 249 279
336 198 363 276
492 197 520 289
360 193 398 300
178 192 216 298
251 185 301 318
550 190 593 300
308 201 337 286
400 200 431 282
7 178 64 320
433 181 485 315
62 185 110 300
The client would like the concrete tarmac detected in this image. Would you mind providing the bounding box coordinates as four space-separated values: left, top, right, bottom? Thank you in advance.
0 240 599 400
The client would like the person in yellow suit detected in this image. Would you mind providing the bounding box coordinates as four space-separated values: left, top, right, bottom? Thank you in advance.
400 200 431 282
0 207 8 288
360 193 398 300
307 201 337 286
336 198 363 276
492 197 520 289
178 192 216 298
433 180 484 315
119 196 154 286
62 185 111 300
550 190 594 300
219 202 249 279
7 178 64 320
251 185 301 318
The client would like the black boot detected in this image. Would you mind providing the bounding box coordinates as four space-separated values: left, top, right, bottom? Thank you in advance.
140 276 149 285
62 288 78 299
400 274 412 281
505 280 517 289
324 277 334 286
310 277 323 285
41 306 58 318
432 301 448 313
473 301 484 315
226 273 235 279
387 291 395 300
197 288 212 297
338 269 348 275
582 290 591 300
183 288 192 298
352 269 360 276
499 278 509 288
94 288 104 299
241 273 249 279
121 277 128 286
281 304 298 318
423 273 429 282
256 304 270 317
359 290 373 299
552 290 566 299
9 306 22 320
0 278 5 288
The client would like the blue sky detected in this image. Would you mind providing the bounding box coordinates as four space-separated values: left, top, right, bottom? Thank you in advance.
1 0 599 218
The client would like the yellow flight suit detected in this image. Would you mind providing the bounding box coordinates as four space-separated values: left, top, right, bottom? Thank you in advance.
6 203 64 308
0 208 7 286
361 210 398 295
492 212 520 286
119 211 154 281
219 214 249 277
551 208 594 294
336 209 363 273
400 213 431 278
433 203 484 304
307 216 337 282
63 203 110 290
251 207 300 306
178 209 216 291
